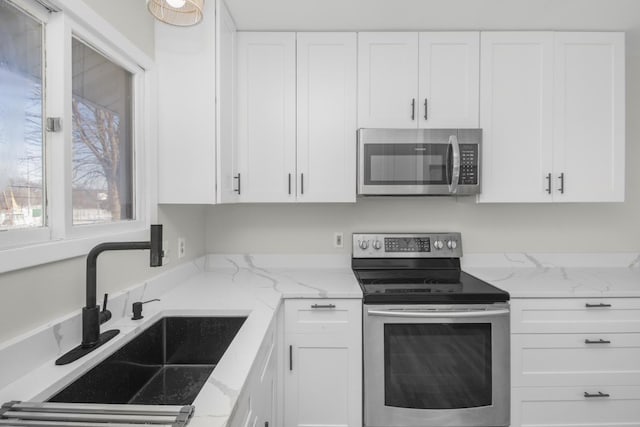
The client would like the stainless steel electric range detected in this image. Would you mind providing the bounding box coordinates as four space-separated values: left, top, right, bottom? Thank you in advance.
352 233 510 427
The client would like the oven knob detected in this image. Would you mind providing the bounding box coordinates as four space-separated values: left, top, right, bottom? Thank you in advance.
433 240 444 250
372 240 382 250
358 240 369 250
447 240 458 250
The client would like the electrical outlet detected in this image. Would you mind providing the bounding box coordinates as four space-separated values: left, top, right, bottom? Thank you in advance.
162 240 170 265
334 232 344 248
178 237 186 259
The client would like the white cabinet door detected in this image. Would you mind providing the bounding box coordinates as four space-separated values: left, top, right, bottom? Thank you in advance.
216 0 238 203
156 0 216 204
478 32 554 203
254 324 277 427
418 32 479 128
236 32 296 202
357 32 419 128
286 335 353 427
553 32 625 202
284 299 362 427
296 33 357 203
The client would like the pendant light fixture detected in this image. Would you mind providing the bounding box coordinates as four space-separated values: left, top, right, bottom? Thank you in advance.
146 0 204 26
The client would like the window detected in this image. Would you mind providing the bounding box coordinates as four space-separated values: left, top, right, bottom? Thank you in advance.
0 0 44 231
0 0 154 271
71 38 134 226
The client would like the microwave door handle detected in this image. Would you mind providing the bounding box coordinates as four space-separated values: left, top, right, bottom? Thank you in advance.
367 309 510 318
448 135 461 194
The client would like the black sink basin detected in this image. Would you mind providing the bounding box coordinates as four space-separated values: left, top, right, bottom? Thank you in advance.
48 316 246 405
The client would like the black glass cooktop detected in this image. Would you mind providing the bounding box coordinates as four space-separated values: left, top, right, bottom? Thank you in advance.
352 258 509 304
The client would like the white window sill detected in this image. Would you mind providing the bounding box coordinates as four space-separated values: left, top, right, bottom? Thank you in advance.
0 228 150 274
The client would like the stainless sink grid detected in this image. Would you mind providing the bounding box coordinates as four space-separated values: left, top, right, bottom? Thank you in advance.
0 401 194 427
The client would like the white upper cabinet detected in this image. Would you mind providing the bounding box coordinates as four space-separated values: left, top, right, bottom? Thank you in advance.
553 32 625 202
478 32 554 203
297 33 357 203
236 32 297 202
478 31 625 203
215 0 238 203
357 32 419 128
358 32 479 129
418 32 479 128
156 0 216 204
236 32 357 203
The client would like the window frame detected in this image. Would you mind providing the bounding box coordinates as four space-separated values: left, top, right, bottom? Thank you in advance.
0 0 157 273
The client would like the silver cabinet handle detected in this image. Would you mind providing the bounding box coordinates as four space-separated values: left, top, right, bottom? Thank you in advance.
546 173 552 194
289 345 293 371
424 98 428 120
586 303 612 308
448 135 460 194
558 172 565 194
367 308 510 318
311 304 336 309
288 173 292 195
411 98 416 120
300 173 304 195
233 173 241 195
584 391 610 398
585 339 611 344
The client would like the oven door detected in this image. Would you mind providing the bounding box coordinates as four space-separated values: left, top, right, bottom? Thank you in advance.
363 303 510 427
357 130 459 196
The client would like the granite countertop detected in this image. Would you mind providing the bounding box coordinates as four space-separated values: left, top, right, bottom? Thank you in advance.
463 252 640 298
0 254 362 427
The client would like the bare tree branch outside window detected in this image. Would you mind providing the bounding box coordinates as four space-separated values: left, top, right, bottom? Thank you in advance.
71 38 133 225
0 1 44 230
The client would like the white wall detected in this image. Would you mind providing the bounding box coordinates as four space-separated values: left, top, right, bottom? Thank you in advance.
82 0 155 57
206 1 640 255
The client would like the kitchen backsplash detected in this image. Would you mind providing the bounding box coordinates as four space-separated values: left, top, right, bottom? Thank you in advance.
205 196 640 254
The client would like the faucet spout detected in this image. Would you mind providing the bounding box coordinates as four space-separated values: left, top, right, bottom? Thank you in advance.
56 225 164 365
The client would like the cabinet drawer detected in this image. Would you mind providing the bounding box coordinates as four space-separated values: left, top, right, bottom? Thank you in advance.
511 298 640 333
284 299 361 335
512 386 640 427
512 333 640 387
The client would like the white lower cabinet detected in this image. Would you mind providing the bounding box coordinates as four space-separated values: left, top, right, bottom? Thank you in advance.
512 297 640 427
228 299 362 427
228 316 278 427
284 299 362 427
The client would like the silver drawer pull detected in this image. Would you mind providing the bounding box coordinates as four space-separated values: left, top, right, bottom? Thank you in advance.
311 304 336 309
584 391 610 398
585 339 611 344
585 303 612 308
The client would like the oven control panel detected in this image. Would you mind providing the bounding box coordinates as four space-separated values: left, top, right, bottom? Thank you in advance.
352 233 462 258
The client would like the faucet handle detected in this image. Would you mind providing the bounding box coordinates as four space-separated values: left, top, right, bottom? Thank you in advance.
99 293 112 324
132 299 161 320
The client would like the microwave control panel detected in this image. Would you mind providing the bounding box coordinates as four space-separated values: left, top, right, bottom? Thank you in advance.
459 144 478 185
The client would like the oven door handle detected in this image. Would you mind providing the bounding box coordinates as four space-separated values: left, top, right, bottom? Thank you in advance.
367 308 510 318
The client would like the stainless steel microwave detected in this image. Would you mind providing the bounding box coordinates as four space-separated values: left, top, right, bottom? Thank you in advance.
357 128 481 196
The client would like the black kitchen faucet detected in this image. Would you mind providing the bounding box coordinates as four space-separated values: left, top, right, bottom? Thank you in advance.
55 225 164 365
